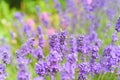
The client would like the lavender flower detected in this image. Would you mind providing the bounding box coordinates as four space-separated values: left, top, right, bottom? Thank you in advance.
18 38 35 56
115 17 120 32
60 71 70 80
116 46 120 63
33 47 44 60
14 12 23 23
78 74 87 80
17 71 30 80
23 24 33 38
83 0 104 12
66 0 76 13
66 54 77 65
0 64 7 80
17 56 31 71
69 35 77 54
36 5 40 15
78 62 90 80
1 51 11 64
59 31 67 46
17 44 29 57
37 26 43 35
35 61 49 76
102 45 117 73
91 46 99 59
90 62 101 75
76 35 84 53
37 26 45 48
54 0 61 13
49 34 58 50
60 62 76 80
103 45 115 58
47 52 60 75
0 46 11 64
60 13 70 29
10 30 16 40
112 31 118 43
78 62 90 75
58 31 68 57
16 54 31 80
106 9 115 21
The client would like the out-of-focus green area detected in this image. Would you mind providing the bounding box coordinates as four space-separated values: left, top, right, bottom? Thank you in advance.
0 0 66 19
0 0 66 41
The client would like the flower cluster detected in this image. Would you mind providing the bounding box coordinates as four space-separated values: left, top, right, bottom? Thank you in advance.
13 27 120 80
1 0 120 80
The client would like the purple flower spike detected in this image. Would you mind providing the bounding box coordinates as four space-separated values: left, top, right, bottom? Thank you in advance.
60 71 70 80
17 71 30 80
23 24 33 38
37 26 45 48
14 12 23 21
33 47 44 60
47 52 60 75
78 74 87 80
54 0 61 13
37 26 43 35
66 54 77 64
91 46 99 59
78 62 90 75
19 38 35 57
0 64 7 80
36 5 40 15
115 17 120 32
0 46 11 64
49 34 58 50
69 35 77 54
59 31 67 45
2 51 11 64
103 45 115 57
112 31 118 43
76 35 84 53
90 62 101 74
10 30 15 40
35 61 49 76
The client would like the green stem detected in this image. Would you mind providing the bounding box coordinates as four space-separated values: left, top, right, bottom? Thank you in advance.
98 73 102 80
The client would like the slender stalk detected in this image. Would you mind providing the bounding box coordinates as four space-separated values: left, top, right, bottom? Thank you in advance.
51 74 56 80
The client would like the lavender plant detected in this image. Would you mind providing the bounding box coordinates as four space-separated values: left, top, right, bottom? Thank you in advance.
1 0 120 80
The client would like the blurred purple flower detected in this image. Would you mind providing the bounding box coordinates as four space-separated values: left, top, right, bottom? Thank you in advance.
17 71 30 80
49 34 58 50
78 62 90 75
91 46 99 59
36 5 40 15
35 61 49 76
54 0 61 13
33 47 44 60
37 26 45 48
69 36 77 54
115 17 120 32
112 31 118 43
14 12 23 23
76 35 84 53
0 46 11 64
0 64 7 80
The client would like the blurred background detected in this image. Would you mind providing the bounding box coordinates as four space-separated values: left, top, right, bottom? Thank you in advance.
0 0 68 43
